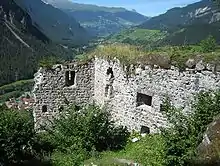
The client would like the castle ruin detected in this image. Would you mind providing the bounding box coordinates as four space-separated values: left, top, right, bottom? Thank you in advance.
33 57 220 133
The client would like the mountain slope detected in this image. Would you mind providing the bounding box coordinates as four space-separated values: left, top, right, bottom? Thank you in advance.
14 0 89 45
43 0 149 37
140 0 219 32
158 22 220 45
0 0 74 86
128 0 220 46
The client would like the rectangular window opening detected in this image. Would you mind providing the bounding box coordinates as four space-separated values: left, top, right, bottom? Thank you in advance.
65 71 76 86
42 105 47 113
136 93 152 107
140 126 150 134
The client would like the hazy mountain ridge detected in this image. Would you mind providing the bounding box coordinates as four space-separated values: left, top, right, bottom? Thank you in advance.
43 0 149 37
43 0 128 13
140 0 219 31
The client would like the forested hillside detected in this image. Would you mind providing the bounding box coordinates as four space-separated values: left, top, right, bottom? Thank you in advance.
15 0 89 45
158 22 220 46
0 0 74 86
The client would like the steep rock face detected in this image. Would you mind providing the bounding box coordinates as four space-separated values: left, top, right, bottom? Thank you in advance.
140 0 218 31
0 0 73 86
14 0 89 45
43 0 148 37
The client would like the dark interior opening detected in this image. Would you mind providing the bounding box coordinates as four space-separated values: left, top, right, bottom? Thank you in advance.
105 67 114 97
136 93 152 106
58 106 64 112
42 105 47 113
106 67 114 77
75 105 81 111
65 71 76 86
140 126 150 134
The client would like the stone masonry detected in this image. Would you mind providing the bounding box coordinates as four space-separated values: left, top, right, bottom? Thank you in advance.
33 60 94 129
33 57 220 133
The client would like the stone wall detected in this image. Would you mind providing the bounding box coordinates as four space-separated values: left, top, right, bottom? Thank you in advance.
94 58 220 133
33 57 220 133
33 61 94 129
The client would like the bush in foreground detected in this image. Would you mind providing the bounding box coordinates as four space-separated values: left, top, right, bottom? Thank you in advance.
0 105 35 165
43 105 129 165
161 90 220 166
0 105 54 166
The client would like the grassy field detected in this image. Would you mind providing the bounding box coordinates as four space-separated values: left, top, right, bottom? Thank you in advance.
84 134 165 166
107 28 167 46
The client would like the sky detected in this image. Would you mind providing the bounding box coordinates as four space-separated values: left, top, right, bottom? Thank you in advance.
72 0 201 16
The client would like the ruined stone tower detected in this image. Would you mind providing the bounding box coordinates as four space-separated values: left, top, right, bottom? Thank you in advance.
33 57 220 133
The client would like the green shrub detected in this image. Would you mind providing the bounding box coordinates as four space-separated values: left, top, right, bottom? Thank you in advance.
161 90 220 166
191 90 220 145
168 46 195 70
199 35 217 53
0 106 35 165
43 105 129 165
160 99 196 166
0 106 53 165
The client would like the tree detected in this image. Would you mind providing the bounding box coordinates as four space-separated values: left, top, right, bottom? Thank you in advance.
199 35 217 53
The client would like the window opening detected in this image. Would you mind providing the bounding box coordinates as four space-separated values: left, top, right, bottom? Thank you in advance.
105 67 114 97
58 106 64 112
42 105 47 113
140 126 150 134
136 93 152 106
65 71 76 86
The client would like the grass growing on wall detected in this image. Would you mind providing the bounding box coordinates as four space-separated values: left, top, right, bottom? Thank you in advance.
90 44 147 65
88 43 220 69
